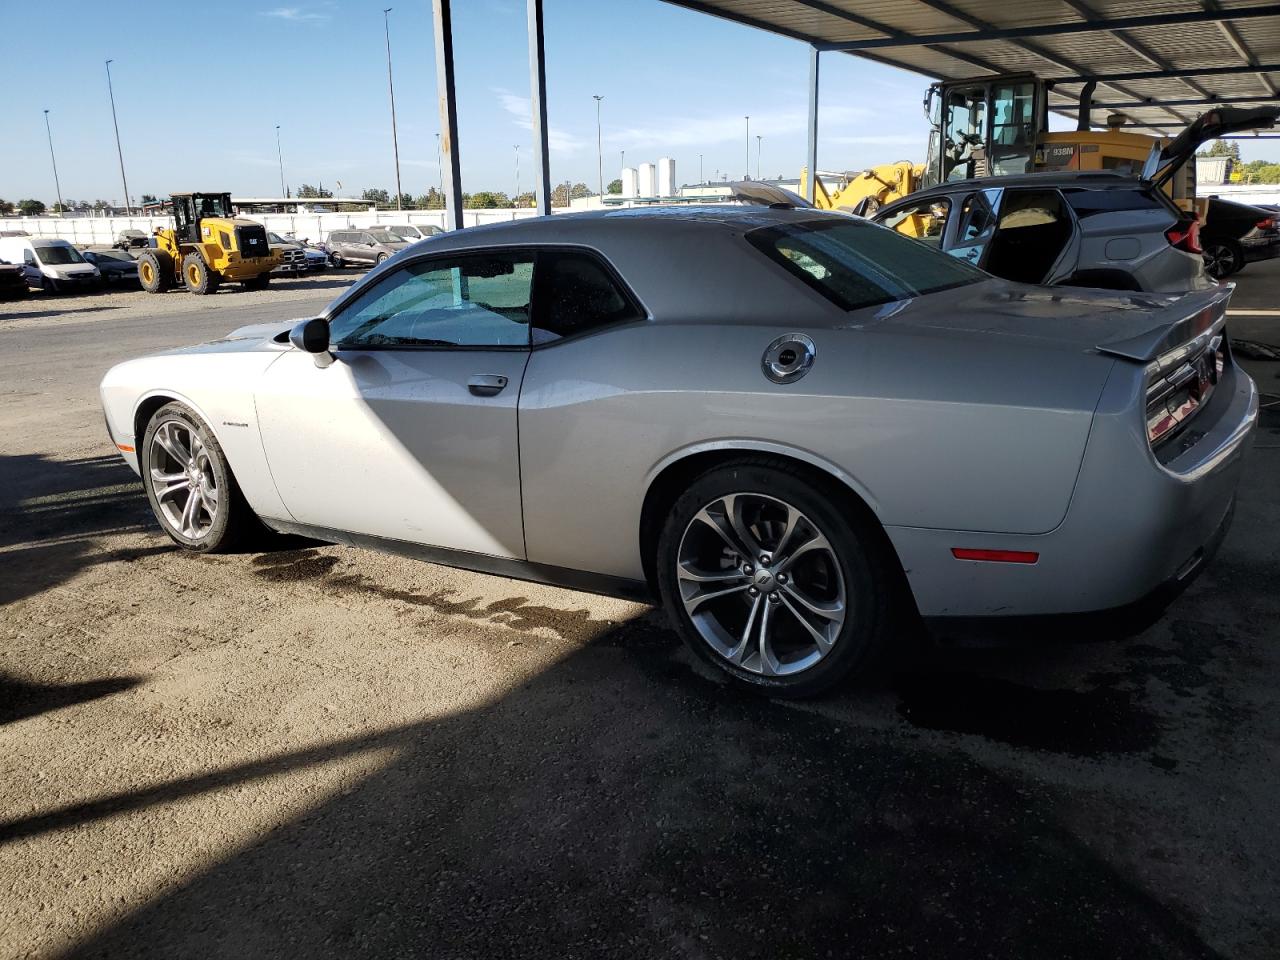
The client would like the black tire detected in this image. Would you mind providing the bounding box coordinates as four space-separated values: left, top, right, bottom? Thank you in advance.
138 250 173 293
376 253 389 265
241 273 270 291
331 253 345 269
1203 241 1242 280
141 402 258 553
656 457 898 698
182 252 219 295
41 276 56 294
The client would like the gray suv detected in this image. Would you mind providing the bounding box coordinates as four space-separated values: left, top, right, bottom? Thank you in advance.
326 228 410 268
872 172 1209 293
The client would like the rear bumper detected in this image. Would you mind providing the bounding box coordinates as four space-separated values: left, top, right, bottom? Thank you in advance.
887 361 1257 622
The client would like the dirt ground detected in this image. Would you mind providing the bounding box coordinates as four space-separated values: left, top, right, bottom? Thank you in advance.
1 264 1279 959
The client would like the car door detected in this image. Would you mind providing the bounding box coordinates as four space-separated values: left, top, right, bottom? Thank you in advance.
947 188 1003 267
255 249 535 558
874 195 954 248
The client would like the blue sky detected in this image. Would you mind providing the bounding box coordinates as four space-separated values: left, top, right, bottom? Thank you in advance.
1 0 1270 206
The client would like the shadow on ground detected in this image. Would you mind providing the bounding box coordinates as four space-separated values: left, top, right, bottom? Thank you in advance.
0 671 142 726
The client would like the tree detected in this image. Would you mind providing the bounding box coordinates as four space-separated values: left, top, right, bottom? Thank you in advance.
296 184 333 199
1240 158 1280 183
361 188 390 204
465 191 511 209
1199 139 1242 162
395 192 415 209
569 182 591 200
141 194 158 205
513 192 536 208
0 199 12 216
51 202 70 214
17 199 46 216
415 188 445 210
607 178 622 194
551 182 571 207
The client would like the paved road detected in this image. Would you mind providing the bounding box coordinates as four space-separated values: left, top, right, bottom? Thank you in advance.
1 269 1278 959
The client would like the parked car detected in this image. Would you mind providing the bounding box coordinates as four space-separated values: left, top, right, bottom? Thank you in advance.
113 229 149 250
326 228 410 267
872 171 1211 292
387 224 443 242
0 259 29 299
81 250 140 286
1198 197 1280 280
0 237 100 293
266 232 312 274
100 208 1255 697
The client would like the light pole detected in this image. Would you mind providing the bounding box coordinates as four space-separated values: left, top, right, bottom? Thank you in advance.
105 61 132 214
744 115 750 179
593 94 604 200
436 133 443 199
43 110 64 215
383 8 403 211
514 144 521 204
699 153 703 185
756 135 762 180
275 125 286 198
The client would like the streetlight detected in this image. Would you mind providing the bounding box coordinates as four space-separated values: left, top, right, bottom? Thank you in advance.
42 110 64 215
756 135 762 180
593 94 604 200
514 144 521 203
744 115 750 179
105 61 132 215
383 7 403 211
275 125 286 198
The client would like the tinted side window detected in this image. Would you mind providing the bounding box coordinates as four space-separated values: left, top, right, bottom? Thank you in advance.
532 251 641 342
1063 188 1164 219
330 253 534 348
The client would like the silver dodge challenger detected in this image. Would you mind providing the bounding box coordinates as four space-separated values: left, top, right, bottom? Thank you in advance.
100 208 1257 697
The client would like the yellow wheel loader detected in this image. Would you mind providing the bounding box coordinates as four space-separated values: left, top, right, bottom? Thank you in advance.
137 193 280 296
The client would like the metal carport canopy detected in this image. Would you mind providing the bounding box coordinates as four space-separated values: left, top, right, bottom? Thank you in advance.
659 0 1280 135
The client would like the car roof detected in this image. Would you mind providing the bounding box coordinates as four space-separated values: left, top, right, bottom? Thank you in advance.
907 171 1143 198
414 205 842 249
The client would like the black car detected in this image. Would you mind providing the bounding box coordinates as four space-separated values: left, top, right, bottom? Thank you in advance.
0 259 28 300
82 250 140 285
113 229 149 250
1199 197 1280 279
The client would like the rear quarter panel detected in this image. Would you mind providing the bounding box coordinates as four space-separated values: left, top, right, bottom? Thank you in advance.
518 320 1109 580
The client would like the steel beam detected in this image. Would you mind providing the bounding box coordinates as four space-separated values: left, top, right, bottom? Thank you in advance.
1084 94 1279 109
1203 0 1279 98
815 5 1278 52
805 46 819 204
431 0 463 230
1049 62 1280 84
527 0 552 216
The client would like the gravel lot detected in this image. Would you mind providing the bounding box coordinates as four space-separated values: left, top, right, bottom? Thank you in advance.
1 264 1279 959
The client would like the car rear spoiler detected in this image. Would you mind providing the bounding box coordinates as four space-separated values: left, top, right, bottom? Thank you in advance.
1097 286 1232 364
1141 105 1280 187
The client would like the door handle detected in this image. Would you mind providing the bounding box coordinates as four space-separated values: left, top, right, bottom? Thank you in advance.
467 374 508 397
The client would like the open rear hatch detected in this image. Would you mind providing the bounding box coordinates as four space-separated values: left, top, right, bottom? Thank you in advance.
1142 105 1280 187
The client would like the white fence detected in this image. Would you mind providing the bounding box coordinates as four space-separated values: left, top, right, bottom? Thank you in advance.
0 208 544 247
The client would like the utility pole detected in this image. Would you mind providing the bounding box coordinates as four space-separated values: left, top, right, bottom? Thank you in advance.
42 110 64 214
276 125 286 197
593 94 604 200
756 135 762 180
514 144 521 203
744 116 750 179
384 8 403 211
105 61 132 214
436 133 443 197
699 153 703 184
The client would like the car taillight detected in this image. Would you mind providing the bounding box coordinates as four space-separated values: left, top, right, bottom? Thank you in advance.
1145 332 1225 447
1256 217 1276 231
1165 215 1202 255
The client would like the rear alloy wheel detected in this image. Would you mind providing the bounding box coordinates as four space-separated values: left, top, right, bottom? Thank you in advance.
182 253 219 295
1203 241 1242 280
137 250 173 293
142 402 257 553
657 460 896 698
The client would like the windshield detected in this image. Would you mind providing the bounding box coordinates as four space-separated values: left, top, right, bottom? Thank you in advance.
93 250 133 263
268 233 288 244
36 245 86 266
368 229 402 243
746 218 986 311
388 225 416 238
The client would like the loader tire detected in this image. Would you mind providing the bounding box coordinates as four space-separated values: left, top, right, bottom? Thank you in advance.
138 250 173 293
182 253 219 295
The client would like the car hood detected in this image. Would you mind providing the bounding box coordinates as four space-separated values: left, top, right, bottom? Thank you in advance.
861 279 1232 361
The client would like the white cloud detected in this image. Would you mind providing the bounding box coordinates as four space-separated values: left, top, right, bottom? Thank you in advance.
494 89 587 155
260 6 330 23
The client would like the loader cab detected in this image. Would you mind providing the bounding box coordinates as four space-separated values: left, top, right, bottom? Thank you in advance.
171 192 234 243
923 75 1048 188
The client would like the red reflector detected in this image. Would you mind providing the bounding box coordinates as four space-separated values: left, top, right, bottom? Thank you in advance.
951 548 1039 564
1256 218 1275 231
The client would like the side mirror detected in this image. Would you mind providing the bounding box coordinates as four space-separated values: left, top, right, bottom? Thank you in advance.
289 317 334 368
